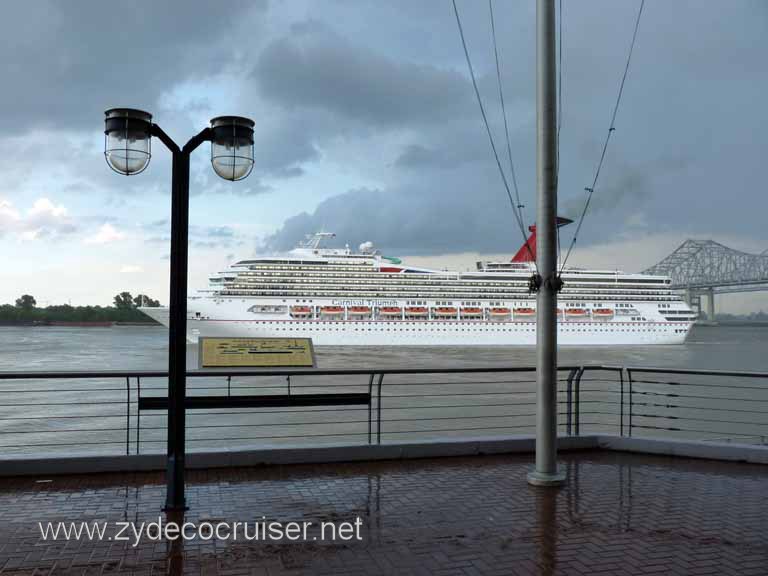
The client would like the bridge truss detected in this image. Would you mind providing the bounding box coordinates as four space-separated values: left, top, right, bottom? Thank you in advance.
643 239 768 291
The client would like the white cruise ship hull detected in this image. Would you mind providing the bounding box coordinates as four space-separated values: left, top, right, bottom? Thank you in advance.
137 231 696 347
140 306 691 346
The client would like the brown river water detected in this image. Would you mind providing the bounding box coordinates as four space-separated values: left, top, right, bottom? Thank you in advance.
0 324 766 457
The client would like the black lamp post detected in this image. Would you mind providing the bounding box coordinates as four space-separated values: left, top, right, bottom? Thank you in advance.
104 108 254 511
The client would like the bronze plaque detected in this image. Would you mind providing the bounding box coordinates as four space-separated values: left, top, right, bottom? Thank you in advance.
198 337 315 368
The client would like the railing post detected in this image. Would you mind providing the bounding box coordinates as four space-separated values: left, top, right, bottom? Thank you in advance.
619 368 624 437
126 377 131 456
566 368 575 436
575 367 584 436
368 373 375 444
227 375 231 397
376 374 384 445
136 376 142 455
627 369 634 438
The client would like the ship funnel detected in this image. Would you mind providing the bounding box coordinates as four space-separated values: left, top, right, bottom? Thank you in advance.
511 217 573 263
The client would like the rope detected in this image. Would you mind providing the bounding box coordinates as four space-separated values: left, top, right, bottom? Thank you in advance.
489 0 526 231
559 0 645 273
556 0 563 269
452 0 536 268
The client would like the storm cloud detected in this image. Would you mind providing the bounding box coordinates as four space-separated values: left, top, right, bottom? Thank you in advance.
254 21 472 129
0 0 266 134
1 0 767 308
263 178 534 257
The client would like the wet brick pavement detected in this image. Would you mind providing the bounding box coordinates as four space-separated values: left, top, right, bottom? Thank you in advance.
0 450 766 575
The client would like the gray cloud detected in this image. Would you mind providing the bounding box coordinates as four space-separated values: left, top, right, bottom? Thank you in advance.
2 0 767 269
251 116 320 178
263 175 534 256
394 145 453 169
254 21 472 128
560 155 692 242
393 140 492 170
562 166 650 221
192 175 273 197
0 0 266 134
203 226 236 238
144 223 242 250
145 236 170 245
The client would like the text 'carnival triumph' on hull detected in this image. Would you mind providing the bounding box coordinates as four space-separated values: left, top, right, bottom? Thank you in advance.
139 231 696 346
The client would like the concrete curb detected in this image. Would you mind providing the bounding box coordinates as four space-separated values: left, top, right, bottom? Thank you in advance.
1 436 595 477
1 434 765 477
596 435 768 464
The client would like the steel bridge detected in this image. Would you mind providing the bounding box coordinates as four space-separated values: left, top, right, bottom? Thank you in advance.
643 239 768 319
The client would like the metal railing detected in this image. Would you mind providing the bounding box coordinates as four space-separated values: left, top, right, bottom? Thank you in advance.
624 367 768 443
0 365 766 458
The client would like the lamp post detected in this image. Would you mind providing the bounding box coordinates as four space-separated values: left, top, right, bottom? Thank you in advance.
104 108 255 510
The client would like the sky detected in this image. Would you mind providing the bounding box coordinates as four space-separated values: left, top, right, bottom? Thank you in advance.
1 0 766 313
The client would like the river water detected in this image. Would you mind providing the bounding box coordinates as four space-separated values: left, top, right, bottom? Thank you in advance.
2 324 768 372
0 325 766 457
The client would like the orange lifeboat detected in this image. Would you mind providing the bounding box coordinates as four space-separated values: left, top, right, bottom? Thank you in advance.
348 306 372 316
489 307 511 321
320 306 344 319
405 307 428 317
461 307 483 318
434 307 458 317
514 307 536 319
565 308 588 318
592 308 614 319
290 305 312 318
379 306 402 318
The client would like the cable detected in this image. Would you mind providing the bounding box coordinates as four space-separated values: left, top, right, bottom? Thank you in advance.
452 0 536 268
557 0 564 269
489 0 525 230
559 0 645 273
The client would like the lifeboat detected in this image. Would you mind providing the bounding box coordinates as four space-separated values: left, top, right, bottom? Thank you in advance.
460 307 483 318
565 308 588 318
289 305 312 318
319 306 344 319
433 307 458 318
379 306 403 318
592 308 614 319
514 307 536 320
489 307 511 321
348 306 372 317
405 307 428 317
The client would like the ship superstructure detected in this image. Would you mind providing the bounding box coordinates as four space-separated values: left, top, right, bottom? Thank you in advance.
140 232 696 345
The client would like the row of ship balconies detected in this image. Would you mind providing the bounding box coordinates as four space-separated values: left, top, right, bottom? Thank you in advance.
214 283 675 297
225 270 668 287
217 288 679 302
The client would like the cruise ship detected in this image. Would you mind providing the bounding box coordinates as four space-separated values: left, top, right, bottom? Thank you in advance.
140 231 696 345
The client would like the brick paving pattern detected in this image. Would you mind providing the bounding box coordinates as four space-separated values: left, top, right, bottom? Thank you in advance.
0 450 766 575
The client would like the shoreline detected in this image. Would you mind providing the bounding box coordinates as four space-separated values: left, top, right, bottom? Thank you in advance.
0 321 160 327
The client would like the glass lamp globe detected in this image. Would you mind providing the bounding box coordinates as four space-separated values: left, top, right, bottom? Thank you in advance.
104 108 152 175
210 116 255 181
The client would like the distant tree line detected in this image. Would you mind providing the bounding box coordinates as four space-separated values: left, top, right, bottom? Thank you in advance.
714 311 768 324
0 293 162 324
